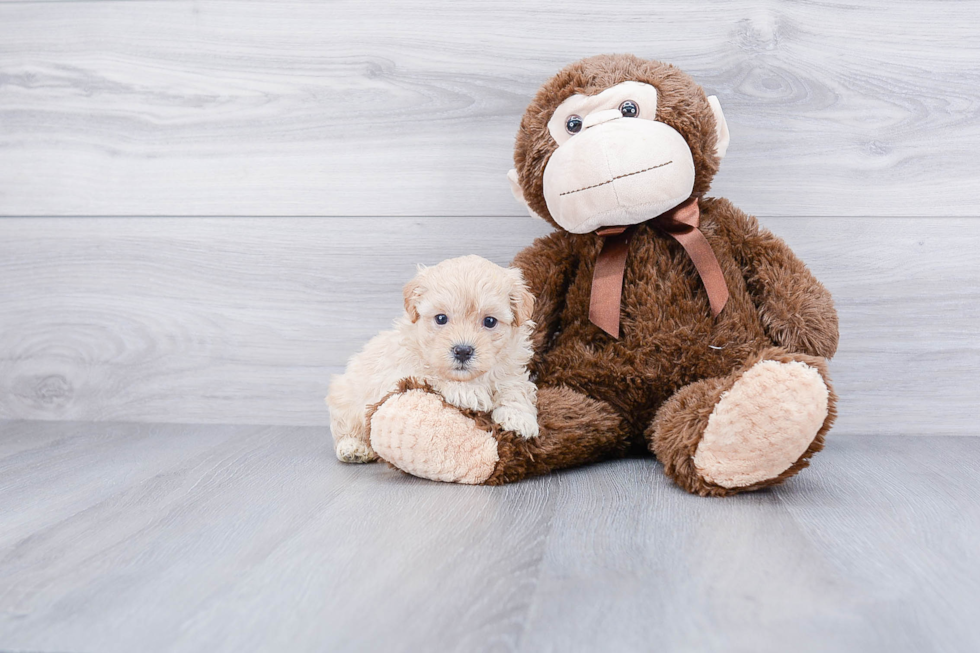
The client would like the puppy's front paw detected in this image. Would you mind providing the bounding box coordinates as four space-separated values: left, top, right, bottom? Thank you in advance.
492 408 540 439
335 438 379 464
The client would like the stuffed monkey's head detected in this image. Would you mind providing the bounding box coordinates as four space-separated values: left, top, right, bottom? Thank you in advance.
508 55 730 234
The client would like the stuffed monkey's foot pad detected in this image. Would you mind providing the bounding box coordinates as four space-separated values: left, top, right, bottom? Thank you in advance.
370 390 499 484
693 359 829 489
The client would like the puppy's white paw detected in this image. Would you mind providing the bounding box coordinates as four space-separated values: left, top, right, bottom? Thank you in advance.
335 438 379 464
492 408 540 439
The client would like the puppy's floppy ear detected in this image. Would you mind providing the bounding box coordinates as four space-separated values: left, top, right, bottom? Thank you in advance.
403 266 427 323
508 268 535 325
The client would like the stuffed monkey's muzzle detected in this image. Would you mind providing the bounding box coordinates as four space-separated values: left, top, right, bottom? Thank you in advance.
542 117 696 234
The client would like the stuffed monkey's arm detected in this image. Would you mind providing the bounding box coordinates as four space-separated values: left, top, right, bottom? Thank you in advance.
511 230 578 372
726 205 839 359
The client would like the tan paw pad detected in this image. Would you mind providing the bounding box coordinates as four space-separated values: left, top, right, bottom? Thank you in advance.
370 390 499 484
693 360 829 489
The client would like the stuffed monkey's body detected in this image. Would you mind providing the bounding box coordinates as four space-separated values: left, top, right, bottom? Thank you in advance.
505 196 837 494
367 55 838 496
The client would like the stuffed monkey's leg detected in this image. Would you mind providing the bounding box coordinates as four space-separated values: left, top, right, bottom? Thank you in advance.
646 347 837 497
486 385 631 485
369 381 630 485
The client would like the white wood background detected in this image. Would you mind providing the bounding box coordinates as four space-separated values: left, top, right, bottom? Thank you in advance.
1 0 979 217
1 1 979 434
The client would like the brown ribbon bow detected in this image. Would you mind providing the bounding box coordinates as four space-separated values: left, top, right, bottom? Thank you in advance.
588 197 729 338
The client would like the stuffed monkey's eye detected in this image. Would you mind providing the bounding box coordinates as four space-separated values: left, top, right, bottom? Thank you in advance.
565 115 583 134
434 314 448 325
483 316 498 329
619 100 639 118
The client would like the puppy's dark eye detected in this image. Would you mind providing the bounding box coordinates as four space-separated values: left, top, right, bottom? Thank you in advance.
434 314 448 325
483 316 498 329
619 100 639 117
565 115 583 134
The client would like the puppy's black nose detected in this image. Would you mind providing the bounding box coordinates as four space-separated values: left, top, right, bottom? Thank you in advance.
452 344 475 363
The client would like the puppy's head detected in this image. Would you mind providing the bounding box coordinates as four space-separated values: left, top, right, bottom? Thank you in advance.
403 255 534 382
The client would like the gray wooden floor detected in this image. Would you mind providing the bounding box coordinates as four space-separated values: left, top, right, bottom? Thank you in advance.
1 421 978 653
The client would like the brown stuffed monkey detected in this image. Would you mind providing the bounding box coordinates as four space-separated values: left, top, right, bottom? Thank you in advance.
367 54 838 497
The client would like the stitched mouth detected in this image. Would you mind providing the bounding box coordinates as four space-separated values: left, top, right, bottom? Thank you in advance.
559 160 673 197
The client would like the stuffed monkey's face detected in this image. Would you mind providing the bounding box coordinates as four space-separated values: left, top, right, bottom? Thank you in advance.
543 81 698 233
509 62 730 234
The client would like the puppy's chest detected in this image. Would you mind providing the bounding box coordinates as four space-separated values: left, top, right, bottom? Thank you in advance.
430 379 496 413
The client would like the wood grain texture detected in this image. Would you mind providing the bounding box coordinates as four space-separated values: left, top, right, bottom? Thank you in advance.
1 0 979 217
1 421 978 652
0 215 551 426
1 215 977 435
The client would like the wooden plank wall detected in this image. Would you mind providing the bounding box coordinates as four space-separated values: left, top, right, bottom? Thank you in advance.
1 1 978 435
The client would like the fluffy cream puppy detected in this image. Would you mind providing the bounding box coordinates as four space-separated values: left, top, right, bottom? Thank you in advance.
326 255 539 463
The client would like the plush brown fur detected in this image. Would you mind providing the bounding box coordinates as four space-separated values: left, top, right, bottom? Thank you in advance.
515 54 723 228
516 197 839 428
647 347 837 497
368 378 632 484
507 55 839 494
371 55 839 495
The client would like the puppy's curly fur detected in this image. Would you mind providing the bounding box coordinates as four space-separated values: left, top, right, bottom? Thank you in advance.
326 255 538 463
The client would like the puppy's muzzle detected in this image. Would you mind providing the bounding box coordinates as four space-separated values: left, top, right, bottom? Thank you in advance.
452 344 475 364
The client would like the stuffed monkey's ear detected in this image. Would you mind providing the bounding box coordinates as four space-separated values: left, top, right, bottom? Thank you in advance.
402 268 426 323
706 96 730 160
509 269 535 326
507 169 547 223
